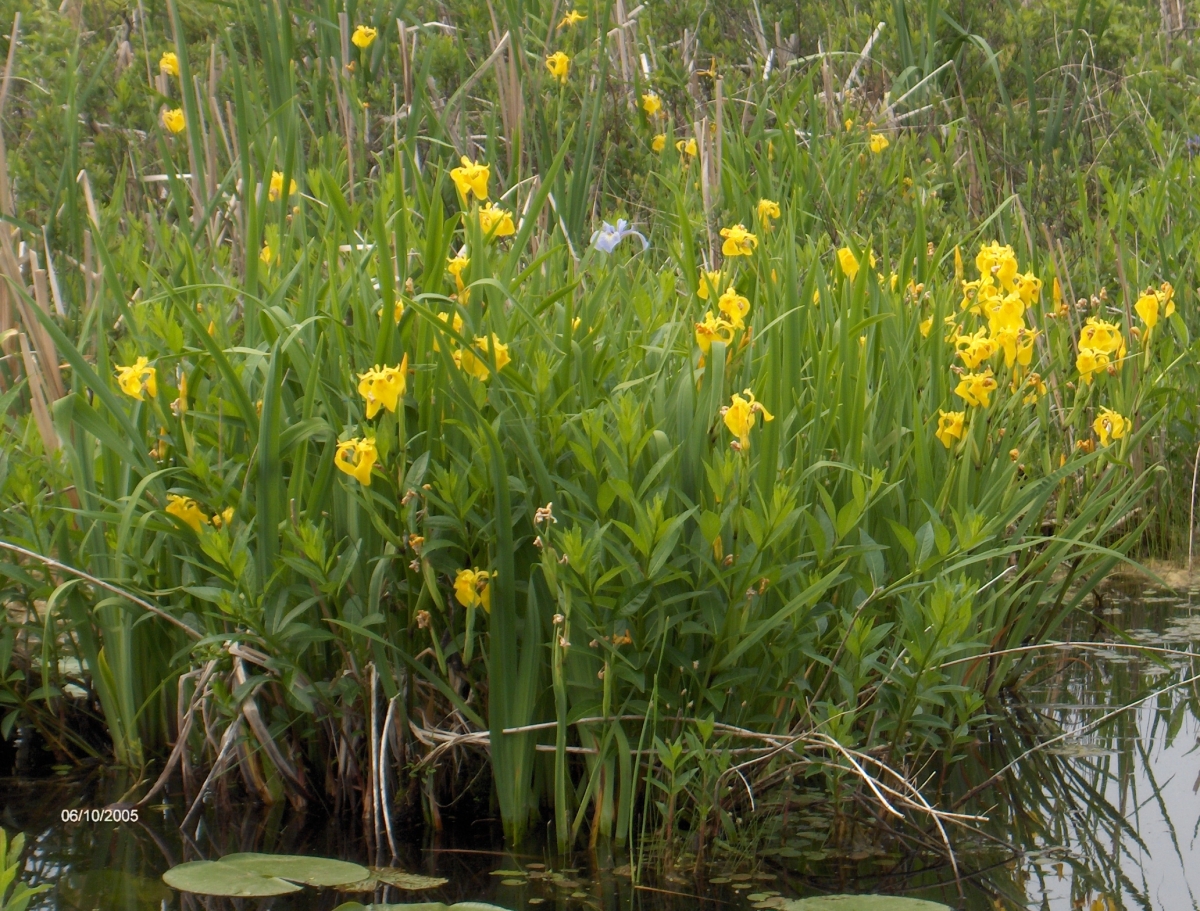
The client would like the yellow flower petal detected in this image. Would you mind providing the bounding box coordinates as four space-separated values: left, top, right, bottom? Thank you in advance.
351 25 377 48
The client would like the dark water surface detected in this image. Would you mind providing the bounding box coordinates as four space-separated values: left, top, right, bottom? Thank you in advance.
5 573 1200 911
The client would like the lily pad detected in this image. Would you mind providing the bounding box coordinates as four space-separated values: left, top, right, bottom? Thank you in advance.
338 904 512 911
374 870 450 891
333 904 453 911
777 897 950 911
221 852 370 887
335 879 381 893
162 861 301 898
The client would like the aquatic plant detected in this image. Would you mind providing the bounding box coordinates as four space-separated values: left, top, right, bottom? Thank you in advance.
0 0 1193 865
162 854 368 897
0 829 49 911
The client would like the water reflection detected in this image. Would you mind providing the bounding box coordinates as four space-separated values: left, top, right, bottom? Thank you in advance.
7 574 1200 911
959 575 1200 911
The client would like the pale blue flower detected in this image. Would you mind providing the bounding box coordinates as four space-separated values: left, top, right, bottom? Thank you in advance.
590 219 648 254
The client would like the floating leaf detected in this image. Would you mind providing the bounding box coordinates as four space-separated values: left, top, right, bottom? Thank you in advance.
491 870 527 877
220 853 370 887
162 861 301 897
335 879 380 893
777 897 950 911
501 880 526 887
374 870 450 891
350 904 512 911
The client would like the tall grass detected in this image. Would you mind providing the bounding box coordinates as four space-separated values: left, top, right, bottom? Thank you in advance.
0 0 1193 860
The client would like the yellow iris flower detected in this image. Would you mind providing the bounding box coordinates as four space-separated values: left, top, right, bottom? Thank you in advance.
269 170 297 201
116 357 157 400
676 137 698 157
976 242 1019 291
935 410 965 449
447 253 471 301
161 108 186 134
433 311 464 352
722 389 773 451
838 247 860 281
166 495 210 533
954 328 998 369
558 9 586 27
1014 271 1042 305
478 202 515 238
1076 348 1109 385
546 51 571 84
1134 282 1175 332
720 224 757 257
868 133 889 153
954 369 998 408
641 92 662 116
358 356 408 419
450 156 490 203
694 311 734 354
1076 317 1125 383
457 334 511 380
995 327 1038 369
757 198 780 227
982 292 1025 334
335 437 378 485
697 269 722 300
351 25 377 48
159 52 179 77
717 286 750 330
651 134 666 152
1093 407 1130 447
1022 372 1047 404
1078 317 1125 356
454 568 494 612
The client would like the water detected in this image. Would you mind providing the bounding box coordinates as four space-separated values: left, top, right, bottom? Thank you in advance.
5 571 1200 911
